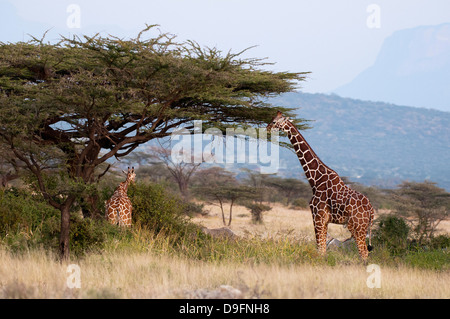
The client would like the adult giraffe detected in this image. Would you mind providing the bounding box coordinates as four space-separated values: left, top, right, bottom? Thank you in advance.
267 112 374 260
105 167 136 227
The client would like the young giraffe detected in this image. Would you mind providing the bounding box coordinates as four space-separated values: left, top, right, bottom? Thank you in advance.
105 167 136 227
267 112 374 260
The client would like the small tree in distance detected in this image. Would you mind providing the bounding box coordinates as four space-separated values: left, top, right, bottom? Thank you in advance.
392 181 450 244
199 184 258 226
144 145 201 199
193 167 258 226
265 176 310 206
244 202 272 224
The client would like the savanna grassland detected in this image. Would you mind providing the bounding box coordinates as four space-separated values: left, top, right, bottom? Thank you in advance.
1 202 449 299
1 28 449 301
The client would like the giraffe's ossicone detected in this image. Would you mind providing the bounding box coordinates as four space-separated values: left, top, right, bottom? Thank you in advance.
105 167 136 227
268 112 374 261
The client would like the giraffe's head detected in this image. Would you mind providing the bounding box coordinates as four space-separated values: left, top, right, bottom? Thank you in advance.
124 167 136 184
267 111 290 132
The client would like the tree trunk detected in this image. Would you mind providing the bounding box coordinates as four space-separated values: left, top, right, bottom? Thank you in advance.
218 199 226 226
59 196 75 261
228 200 234 226
178 178 189 199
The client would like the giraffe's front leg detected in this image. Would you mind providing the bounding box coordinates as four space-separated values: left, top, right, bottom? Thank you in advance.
313 212 329 256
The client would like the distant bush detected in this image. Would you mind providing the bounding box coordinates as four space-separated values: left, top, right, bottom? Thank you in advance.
391 181 450 244
244 203 271 224
402 249 450 270
373 215 410 255
372 214 450 266
129 182 200 238
183 201 206 217
290 198 309 210
429 234 450 250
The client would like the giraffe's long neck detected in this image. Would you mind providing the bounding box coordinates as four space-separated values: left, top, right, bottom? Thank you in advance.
282 121 338 191
115 179 131 197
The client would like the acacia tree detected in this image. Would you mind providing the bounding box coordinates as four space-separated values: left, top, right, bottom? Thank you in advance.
146 145 201 199
0 26 307 259
265 176 310 205
392 181 450 243
193 167 257 226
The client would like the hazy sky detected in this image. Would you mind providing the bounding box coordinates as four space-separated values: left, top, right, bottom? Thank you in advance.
2 0 450 93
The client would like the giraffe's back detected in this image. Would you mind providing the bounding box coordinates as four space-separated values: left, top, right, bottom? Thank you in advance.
324 183 373 225
105 194 133 227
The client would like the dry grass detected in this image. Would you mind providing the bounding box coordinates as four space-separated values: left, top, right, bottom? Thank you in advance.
1 202 449 299
193 202 361 241
1 248 449 299
195 203 450 239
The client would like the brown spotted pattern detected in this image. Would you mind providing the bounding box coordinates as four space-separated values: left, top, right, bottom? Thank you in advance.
105 167 136 227
267 112 374 260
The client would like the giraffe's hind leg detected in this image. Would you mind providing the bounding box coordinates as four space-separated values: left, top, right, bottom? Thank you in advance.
347 218 369 261
118 199 132 227
106 206 119 225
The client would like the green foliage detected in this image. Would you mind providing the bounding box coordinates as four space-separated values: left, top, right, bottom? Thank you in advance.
183 201 206 217
0 188 59 239
392 181 450 243
0 187 119 256
69 215 115 257
402 250 450 270
129 182 200 237
244 202 271 224
372 213 450 269
373 215 410 255
35 213 116 257
1 179 448 270
0 27 307 259
429 234 450 250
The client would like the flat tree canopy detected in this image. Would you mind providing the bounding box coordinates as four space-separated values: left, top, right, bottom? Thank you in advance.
0 26 308 259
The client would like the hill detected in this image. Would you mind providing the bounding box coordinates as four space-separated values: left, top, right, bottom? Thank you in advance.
270 92 450 190
334 23 450 112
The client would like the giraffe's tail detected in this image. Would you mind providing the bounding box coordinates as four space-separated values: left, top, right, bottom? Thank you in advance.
115 209 122 226
367 208 374 252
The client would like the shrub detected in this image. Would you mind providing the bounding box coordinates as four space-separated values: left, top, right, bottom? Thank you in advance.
129 182 200 238
0 187 119 256
183 201 206 217
429 234 450 250
403 250 450 270
373 215 410 255
0 188 59 239
68 215 119 257
35 213 113 257
245 203 271 224
290 198 309 209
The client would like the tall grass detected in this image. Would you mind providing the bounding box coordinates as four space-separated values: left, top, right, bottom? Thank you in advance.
98 224 449 271
1 242 449 299
1 184 449 298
